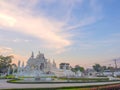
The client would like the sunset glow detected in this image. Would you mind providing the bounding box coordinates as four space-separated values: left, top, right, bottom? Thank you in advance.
0 0 120 68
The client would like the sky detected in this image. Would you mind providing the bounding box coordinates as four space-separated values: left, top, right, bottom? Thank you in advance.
0 0 120 68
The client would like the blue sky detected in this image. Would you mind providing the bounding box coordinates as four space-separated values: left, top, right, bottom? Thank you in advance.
0 0 120 68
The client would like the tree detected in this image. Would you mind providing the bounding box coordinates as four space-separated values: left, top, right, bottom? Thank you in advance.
0 55 14 73
71 65 84 72
102 66 107 70
108 66 114 70
93 64 102 72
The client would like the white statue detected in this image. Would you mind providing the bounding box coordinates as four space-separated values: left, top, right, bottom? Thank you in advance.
18 60 21 67
12 66 15 75
53 60 57 68
7 67 10 75
17 60 21 74
22 61 24 69
47 60 52 71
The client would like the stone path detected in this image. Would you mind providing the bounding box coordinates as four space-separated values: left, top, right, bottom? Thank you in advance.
0 79 120 89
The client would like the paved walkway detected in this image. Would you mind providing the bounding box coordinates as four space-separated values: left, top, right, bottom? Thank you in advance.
0 79 120 89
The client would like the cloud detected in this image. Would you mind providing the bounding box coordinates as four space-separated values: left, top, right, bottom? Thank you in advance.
0 47 13 55
0 0 71 51
12 39 31 43
66 16 97 30
65 0 102 30
0 46 27 65
0 0 102 53
10 53 28 66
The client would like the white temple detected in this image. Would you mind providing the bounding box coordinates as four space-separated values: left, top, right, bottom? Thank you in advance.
17 51 75 77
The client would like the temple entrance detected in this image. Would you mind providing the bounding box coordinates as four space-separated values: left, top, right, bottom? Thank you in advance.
40 63 44 71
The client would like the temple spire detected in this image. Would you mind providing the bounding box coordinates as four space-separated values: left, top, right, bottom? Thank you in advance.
39 51 41 55
31 51 34 58
53 59 55 64
18 60 21 67
53 59 56 68
22 61 24 68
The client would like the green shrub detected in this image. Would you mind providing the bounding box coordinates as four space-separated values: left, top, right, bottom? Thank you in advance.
59 77 109 82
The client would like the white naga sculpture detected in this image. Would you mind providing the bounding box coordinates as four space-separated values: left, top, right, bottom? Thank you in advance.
17 51 75 77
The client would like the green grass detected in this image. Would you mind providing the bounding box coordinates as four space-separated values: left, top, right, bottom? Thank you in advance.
4 77 120 90
7 77 117 84
0 75 15 79
7 78 21 82
59 77 109 82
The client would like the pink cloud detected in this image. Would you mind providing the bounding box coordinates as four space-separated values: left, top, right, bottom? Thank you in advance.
0 0 71 52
